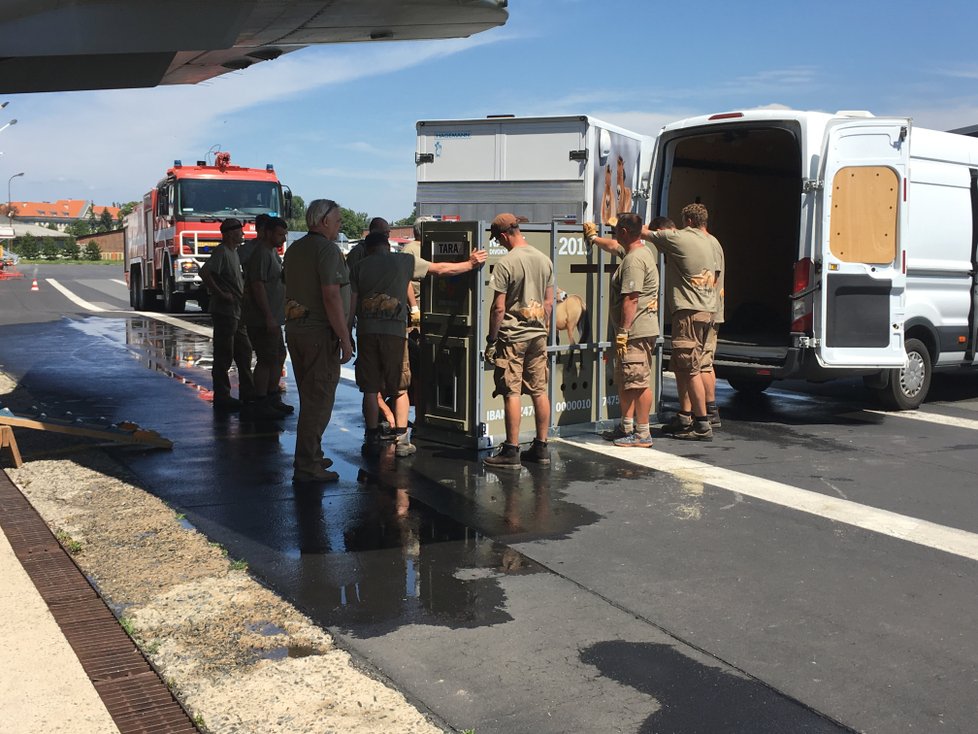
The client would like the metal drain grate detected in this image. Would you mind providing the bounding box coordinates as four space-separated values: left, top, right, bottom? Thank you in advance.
0 469 199 734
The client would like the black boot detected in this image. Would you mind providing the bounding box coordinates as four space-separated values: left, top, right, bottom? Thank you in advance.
520 438 551 465
484 442 521 469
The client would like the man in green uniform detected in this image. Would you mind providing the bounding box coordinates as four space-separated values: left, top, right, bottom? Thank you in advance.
345 216 390 274
243 216 291 419
584 213 661 447
283 199 354 483
484 213 555 469
200 217 255 412
661 222 725 433
350 230 486 457
641 203 722 441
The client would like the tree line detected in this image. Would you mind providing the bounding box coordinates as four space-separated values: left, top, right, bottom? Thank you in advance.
6 233 102 261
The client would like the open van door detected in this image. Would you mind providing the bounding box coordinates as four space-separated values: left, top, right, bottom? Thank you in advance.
815 117 910 368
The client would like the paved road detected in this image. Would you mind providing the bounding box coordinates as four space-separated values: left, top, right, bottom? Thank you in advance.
2 264 977 733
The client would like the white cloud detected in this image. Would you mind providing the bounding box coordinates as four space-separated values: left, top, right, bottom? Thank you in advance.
935 66 978 80
340 141 403 159
309 166 408 183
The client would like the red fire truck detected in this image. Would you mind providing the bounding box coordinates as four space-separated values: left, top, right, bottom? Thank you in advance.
124 152 291 312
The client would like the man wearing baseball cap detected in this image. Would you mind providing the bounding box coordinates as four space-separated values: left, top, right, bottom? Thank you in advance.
484 213 554 469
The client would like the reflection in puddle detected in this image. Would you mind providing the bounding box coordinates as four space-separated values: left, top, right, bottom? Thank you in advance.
122 316 245 403
289 456 543 635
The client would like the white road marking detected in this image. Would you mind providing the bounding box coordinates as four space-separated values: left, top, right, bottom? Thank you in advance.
563 435 978 563
46 279 106 313
110 279 127 286
865 409 978 432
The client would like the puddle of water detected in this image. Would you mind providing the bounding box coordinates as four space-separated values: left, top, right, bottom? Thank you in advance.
259 645 320 661
284 464 545 635
247 621 287 637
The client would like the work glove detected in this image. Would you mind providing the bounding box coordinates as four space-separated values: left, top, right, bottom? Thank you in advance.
410 306 421 328
582 221 598 248
484 338 498 365
615 330 629 362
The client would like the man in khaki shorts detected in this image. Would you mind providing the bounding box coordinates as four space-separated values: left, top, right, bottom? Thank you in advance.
583 213 662 447
350 231 486 457
640 203 722 441
484 213 554 469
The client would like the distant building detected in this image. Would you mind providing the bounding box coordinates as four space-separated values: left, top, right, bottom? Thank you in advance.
0 214 70 239
76 229 124 261
7 199 121 232
948 124 978 138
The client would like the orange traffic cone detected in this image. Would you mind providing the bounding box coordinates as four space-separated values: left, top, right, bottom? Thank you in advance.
30 278 39 292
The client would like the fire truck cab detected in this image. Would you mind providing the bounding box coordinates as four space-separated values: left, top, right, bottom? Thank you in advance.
124 152 290 312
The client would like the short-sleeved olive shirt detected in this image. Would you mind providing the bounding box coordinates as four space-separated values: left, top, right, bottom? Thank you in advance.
200 244 244 318
350 251 430 337
610 245 660 339
243 245 285 327
645 227 721 314
283 232 350 333
488 244 554 343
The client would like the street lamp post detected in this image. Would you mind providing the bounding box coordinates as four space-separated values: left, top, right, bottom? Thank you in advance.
0 118 16 135
8 171 24 213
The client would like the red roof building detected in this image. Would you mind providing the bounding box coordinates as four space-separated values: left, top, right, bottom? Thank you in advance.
7 199 122 232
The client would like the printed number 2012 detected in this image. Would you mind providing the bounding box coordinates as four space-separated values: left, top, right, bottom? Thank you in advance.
558 236 587 256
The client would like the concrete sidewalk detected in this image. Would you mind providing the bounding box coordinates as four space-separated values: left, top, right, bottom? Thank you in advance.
0 523 120 734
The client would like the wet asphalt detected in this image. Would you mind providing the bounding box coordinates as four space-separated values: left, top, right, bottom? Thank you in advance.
2 265 978 733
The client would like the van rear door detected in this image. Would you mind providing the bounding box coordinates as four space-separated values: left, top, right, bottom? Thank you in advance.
815 118 910 368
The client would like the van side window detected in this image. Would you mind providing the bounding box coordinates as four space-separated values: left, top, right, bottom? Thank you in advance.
830 166 899 264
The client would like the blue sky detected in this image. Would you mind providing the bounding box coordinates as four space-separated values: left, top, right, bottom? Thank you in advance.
2 0 977 221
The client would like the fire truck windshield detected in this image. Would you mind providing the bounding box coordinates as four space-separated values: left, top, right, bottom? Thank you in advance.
178 179 282 219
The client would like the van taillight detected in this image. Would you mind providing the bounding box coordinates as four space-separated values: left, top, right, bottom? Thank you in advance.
791 258 814 334
792 257 812 294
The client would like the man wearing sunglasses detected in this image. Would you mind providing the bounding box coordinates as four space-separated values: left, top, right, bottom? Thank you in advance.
283 199 355 483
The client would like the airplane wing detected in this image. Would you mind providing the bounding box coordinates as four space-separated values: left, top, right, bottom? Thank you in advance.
0 0 509 94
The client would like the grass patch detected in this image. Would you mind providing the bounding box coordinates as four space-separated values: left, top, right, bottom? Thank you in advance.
119 616 135 637
54 528 82 554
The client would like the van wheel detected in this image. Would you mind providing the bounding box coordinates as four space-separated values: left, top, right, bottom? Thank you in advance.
876 337 931 411
727 376 773 396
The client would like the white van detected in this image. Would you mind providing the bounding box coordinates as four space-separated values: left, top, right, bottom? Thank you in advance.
647 109 978 409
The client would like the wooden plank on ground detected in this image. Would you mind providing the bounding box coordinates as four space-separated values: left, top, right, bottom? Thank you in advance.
0 411 172 450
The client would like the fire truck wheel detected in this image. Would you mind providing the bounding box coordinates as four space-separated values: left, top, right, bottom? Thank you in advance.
162 267 186 313
131 270 147 311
